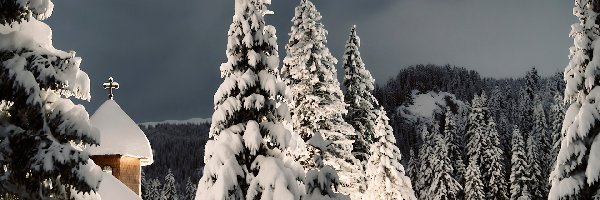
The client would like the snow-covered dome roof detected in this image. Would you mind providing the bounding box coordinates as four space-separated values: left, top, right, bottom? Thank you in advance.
86 100 153 166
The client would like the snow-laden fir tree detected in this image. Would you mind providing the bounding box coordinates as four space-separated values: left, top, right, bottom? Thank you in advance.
415 126 433 198
509 126 529 200
424 128 462 200
549 92 565 167
465 157 485 200
526 126 543 200
481 110 508 200
183 178 197 200
0 0 103 199
281 0 364 198
549 0 600 199
148 179 162 200
196 0 303 199
407 149 419 188
528 98 550 199
162 169 178 200
465 93 507 200
342 25 378 166
364 107 416 200
443 107 466 185
304 133 349 200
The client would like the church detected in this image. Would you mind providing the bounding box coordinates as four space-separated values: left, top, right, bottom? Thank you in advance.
85 77 153 199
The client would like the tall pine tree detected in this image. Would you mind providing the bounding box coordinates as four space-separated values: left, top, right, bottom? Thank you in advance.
162 169 178 200
465 93 507 200
549 0 600 197
465 157 485 200
282 0 364 198
364 107 416 200
443 107 466 185
342 25 378 166
197 0 302 199
0 0 103 199
509 126 529 200
528 97 550 199
424 130 462 200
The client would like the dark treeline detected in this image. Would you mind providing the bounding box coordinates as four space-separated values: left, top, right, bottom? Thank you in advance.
140 123 210 199
374 64 563 161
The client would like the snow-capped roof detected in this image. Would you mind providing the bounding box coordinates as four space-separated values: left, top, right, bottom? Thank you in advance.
98 173 142 200
86 100 153 166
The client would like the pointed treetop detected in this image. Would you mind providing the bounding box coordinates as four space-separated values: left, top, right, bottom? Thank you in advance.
102 77 119 100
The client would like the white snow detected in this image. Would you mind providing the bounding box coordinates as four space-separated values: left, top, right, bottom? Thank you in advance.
85 100 153 165
139 117 211 127
98 173 142 200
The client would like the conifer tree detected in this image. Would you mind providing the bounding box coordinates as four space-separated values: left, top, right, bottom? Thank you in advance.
343 25 378 166
549 0 600 198
529 98 550 199
549 93 565 167
364 107 416 200
416 127 434 198
0 0 103 199
465 157 485 200
183 178 197 200
482 112 508 200
407 149 419 187
282 0 364 198
197 0 302 199
424 131 462 200
465 93 507 200
443 107 466 184
162 169 178 200
304 133 349 200
509 126 529 200
149 179 162 200
526 129 543 200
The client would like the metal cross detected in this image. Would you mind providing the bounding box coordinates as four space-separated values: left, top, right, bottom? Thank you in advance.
102 77 119 99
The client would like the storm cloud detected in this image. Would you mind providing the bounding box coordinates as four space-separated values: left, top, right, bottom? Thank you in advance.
46 0 573 122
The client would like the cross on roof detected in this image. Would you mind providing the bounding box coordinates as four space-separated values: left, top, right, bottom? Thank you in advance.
103 77 119 99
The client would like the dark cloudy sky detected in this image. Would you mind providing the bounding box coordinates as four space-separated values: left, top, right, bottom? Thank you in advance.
46 0 573 123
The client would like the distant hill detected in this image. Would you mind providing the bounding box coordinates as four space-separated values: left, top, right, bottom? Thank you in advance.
140 118 211 127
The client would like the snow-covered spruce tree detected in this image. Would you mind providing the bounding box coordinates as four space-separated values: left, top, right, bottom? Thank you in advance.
424 129 462 200
304 133 349 200
0 1 103 199
465 93 507 200
549 92 565 167
364 107 416 200
465 157 485 200
481 110 508 200
162 169 178 200
549 1 600 199
196 0 302 199
526 127 543 200
509 126 529 200
148 179 162 200
415 126 433 198
281 0 364 198
528 97 550 199
342 25 378 166
407 149 419 189
183 177 197 200
443 107 466 185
